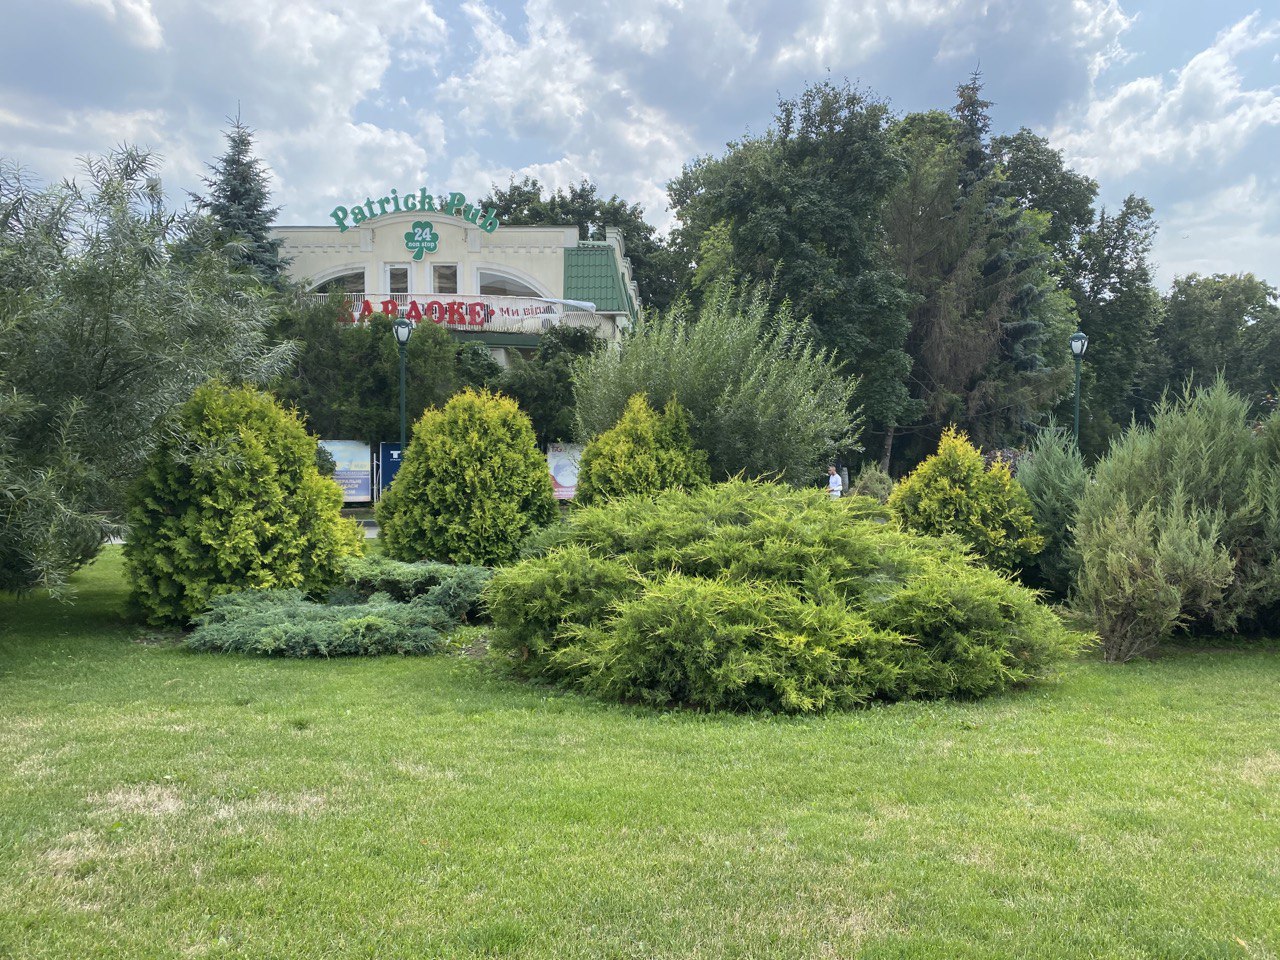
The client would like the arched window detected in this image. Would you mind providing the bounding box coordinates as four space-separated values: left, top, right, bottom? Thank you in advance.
311 271 364 295
478 269 541 298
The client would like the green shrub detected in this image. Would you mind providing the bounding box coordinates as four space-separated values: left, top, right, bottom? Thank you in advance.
850 464 895 503
573 284 859 484
889 427 1043 572
1075 500 1233 662
123 383 363 626
576 394 708 504
377 389 556 565
343 556 491 620
1074 380 1278 658
553 574 905 713
486 480 1082 713
188 590 450 657
1016 426 1089 597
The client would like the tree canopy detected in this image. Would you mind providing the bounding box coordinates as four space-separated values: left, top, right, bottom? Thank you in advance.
0 147 291 593
479 177 682 312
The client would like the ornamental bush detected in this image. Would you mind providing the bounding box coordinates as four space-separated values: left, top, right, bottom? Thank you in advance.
188 590 451 657
576 394 708 504
342 556 491 620
486 480 1081 713
888 427 1043 573
377 389 555 566
1074 380 1280 659
850 464 895 503
124 383 363 626
1017 426 1089 598
572 283 860 484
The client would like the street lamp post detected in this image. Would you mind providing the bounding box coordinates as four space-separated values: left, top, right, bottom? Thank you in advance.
392 318 414 449
1069 330 1089 444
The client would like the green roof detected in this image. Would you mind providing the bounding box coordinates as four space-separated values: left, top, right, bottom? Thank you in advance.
563 243 637 317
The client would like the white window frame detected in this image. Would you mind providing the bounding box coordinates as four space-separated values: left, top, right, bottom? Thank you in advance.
384 262 412 295
431 262 460 295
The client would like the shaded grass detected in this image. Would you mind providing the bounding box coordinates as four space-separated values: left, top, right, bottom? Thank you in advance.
1 549 1278 959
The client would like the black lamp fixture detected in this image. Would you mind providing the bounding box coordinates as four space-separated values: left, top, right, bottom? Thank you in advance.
392 318 414 448
1069 330 1088 444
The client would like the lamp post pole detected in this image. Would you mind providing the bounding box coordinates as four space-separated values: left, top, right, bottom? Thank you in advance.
1069 330 1089 446
392 318 414 450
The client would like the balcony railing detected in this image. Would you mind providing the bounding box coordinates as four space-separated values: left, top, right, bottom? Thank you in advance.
304 293 604 336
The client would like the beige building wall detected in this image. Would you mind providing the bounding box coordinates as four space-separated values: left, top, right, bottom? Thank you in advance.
274 212 579 298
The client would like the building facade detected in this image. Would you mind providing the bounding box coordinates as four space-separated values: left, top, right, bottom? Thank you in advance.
271 189 640 363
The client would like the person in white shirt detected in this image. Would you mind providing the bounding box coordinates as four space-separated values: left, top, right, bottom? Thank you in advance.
827 465 843 499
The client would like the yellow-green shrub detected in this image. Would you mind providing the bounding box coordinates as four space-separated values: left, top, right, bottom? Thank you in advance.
889 427 1043 572
377 389 555 565
486 480 1081 713
575 394 708 504
124 383 363 625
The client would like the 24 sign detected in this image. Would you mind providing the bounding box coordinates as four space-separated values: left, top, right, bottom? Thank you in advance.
403 221 439 260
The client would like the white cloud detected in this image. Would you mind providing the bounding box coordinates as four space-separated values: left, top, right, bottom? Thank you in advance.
436 0 696 228
772 0 1132 73
1152 174 1280 287
72 0 165 49
775 0 967 68
1052 13 1280 178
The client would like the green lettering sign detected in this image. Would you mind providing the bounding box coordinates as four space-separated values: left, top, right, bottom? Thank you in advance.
328 190 501 234
403 221 439 261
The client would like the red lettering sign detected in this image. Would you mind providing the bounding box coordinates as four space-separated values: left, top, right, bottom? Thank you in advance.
380 298 399 317
405 300 423 322
427 300 445 323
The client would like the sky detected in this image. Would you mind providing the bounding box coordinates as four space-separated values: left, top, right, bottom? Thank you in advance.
3 0 1278 290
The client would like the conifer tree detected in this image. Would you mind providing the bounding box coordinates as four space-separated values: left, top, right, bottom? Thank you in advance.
197 115 288 287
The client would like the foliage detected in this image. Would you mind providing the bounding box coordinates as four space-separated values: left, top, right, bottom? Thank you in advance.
1075 501 1234 663
888 427 1044 572
479 176 683 311
1074 380 1280 657
576 395 708 504
486 480 1081 713
272 299 491 447
1147 273 1280 410
667 79 917 444
343 555 491 620
187 589 451 657
1066 195 1162 456
190 116 288 287
573 282 859 484
850 464 895 503
993 127 1100 263
883 89 1074 467
378 389 555 565
0 147 292 594
495 325 601 445
123 383 363 625
1017 425 1089 597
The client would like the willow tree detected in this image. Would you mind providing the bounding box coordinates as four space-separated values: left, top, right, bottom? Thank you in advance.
0 148 291 594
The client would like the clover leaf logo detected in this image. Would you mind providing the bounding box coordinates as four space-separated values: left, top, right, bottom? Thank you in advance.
404 220 439 261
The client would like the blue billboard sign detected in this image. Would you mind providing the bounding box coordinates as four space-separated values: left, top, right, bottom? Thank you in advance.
379 443 403 494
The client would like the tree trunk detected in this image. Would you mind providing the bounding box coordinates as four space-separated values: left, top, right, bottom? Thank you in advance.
880 425 896 474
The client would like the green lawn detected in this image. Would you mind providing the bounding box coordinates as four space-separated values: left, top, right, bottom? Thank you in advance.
2 550 1278 959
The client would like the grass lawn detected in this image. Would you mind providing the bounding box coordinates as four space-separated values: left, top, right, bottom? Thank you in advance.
2 550 1278 959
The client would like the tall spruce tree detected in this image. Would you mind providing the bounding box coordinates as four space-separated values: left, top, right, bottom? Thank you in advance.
882 80 1072 468
197 116 288 287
